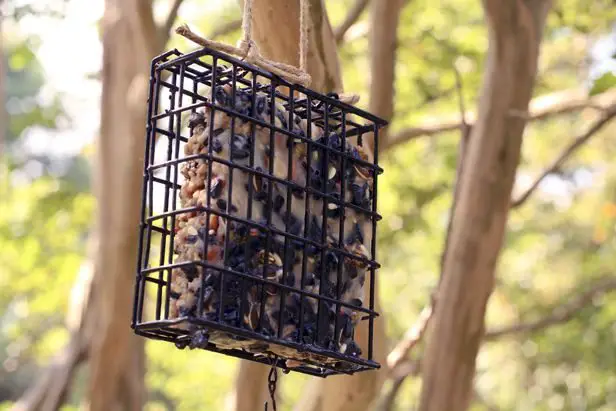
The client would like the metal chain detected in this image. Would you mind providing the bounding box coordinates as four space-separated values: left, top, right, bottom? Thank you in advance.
264 361 278 411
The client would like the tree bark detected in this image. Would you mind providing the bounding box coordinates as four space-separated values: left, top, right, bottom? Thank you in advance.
14 0 182 409
249 0 343 93
85 1 159 409
417 1 552 411
366 0 403 153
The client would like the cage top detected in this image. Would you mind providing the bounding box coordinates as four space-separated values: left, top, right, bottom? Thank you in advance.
151 47 389 129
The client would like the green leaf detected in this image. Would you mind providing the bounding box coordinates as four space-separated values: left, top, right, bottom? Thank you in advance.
589 72 616 96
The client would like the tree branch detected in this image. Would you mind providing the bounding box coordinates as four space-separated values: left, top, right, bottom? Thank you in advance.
209 19 242 39
485 276 616 341
11 334 88 411
333 0 370 44
384 87 616 152
386 302 433 370
161 0 184 45
510 103 616 208
372 360 421 411
418 0 552 408
366 0 403 154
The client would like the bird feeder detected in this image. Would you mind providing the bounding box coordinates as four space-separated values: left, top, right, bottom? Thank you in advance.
131 45 386 377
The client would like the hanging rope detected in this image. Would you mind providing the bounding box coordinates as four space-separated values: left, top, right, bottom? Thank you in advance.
177 0 311 86
175 0 360 104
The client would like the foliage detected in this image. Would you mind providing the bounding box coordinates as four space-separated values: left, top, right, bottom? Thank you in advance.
1 0 616 410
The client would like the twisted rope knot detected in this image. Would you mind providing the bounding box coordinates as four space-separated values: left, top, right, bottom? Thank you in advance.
237 39 261 64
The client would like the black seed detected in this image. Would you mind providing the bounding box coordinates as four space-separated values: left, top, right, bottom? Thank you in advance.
169 291 181 299
216 198 227 210
255 191 267 201
210 180 223 198
291 186 304 198
284 213 302 236
204 273 216 287
236 225 248 237
231 149 249 160
224 308 239 322
276 109 288 129
214 86 227 105
185 235 198 244
344 340 362 357
255 95 266 115
325 251 339 271
188 111 205 131
346 265 358 279
179 306 195 317
327 92 339 100
284 272 295 287
183 265 199 281
212 128 225 138
273 195 284 213
348 222 364 245
302 273 316 287
309 216 322 241
349 298 362 307
212 138 223 153
341 315 353 339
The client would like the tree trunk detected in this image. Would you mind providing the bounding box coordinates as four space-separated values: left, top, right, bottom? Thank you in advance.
14 0 177 409
367 0 403 153
418 1 552 411
86 0 159 409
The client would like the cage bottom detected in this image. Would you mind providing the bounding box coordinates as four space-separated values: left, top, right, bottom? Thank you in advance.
133 318 379 377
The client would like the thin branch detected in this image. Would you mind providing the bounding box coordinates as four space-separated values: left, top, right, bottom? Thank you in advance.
384 87 616 152
373 360 421 411
334 0 370 43
161 0 184 44
439 61 470 272
510 103 616 208
485 276 616 341
209 18 242 39
386 303 433 370
12 333 88 411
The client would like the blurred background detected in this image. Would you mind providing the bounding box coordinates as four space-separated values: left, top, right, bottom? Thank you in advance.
1 0 616 410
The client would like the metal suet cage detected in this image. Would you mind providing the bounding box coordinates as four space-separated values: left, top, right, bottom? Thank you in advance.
131 46 386 377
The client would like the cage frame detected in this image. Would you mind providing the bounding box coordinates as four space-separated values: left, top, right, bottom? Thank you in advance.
132 46 387 378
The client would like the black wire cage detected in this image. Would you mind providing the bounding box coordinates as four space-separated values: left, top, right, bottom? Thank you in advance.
131 46 387 377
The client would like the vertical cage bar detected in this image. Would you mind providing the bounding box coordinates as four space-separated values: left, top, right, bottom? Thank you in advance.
257 80 278 334
333 111 347 351
239 73 259 329
133 59 158 327
298 93 313 344
165 62 186 320
316 101 330 348
155 67 178 321
198 55 218 319
277 86 295 339
138 68 163 323
368 124 379 361
219 64 238 324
